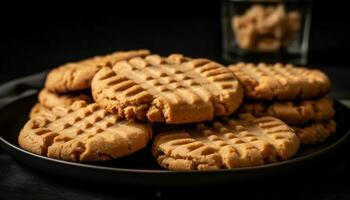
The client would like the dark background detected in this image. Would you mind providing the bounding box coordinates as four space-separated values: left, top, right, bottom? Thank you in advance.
1 1 350 199
1 2 350 81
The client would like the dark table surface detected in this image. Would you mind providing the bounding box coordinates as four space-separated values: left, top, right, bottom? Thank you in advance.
1 2 350 199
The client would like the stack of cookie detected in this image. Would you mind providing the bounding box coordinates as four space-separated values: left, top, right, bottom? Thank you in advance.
23 49 153 162
30 49 151 117
17 50 334 171
229 62 336 145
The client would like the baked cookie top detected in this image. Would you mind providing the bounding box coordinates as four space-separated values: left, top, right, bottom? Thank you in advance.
293 120 336 145
239 97 335 125
38 89 93 109
92 54 243 124
45 49 150 93
152 114 299 170
229 63 331 100
19 101 152 162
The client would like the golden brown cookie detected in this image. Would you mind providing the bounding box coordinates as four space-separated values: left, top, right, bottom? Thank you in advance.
229 63 331 100
19 101 152 162
293 120 336 145
45 49 150 93
92 54 243 124
152 114 299 170
38 89 93 109
239 97 335 125
29 103 51 118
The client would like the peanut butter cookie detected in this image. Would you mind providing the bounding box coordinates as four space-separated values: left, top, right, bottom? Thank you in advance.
239 97 334 125
92 54 243 124
152 114 299 170
229 63 331 100
293 120 336 145
38 89 92 109
19 101 152 162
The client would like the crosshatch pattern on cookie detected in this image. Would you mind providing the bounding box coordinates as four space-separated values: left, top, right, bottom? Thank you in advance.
19 101 152 162
229 63 331 100
152 114 299 170
92 54 243 124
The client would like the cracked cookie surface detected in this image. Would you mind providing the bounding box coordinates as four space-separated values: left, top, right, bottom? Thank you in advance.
229 63 331 100
152 114 299 170
92 54 243 124
239 97 334 125
45 49 150 93
19 101 152 162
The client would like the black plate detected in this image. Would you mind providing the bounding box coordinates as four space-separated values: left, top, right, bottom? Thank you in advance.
0 94 350 187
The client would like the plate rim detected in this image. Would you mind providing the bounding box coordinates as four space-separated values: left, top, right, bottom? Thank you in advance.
1 94 349 175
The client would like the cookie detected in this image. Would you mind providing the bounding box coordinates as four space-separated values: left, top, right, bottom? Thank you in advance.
38 88 93 109
239 97 335 125
152 114 299 170
229 63 331 100
45 49 151 93
29 103 51 118
19 101 152 162
293 120 336 145
92 54 243 124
